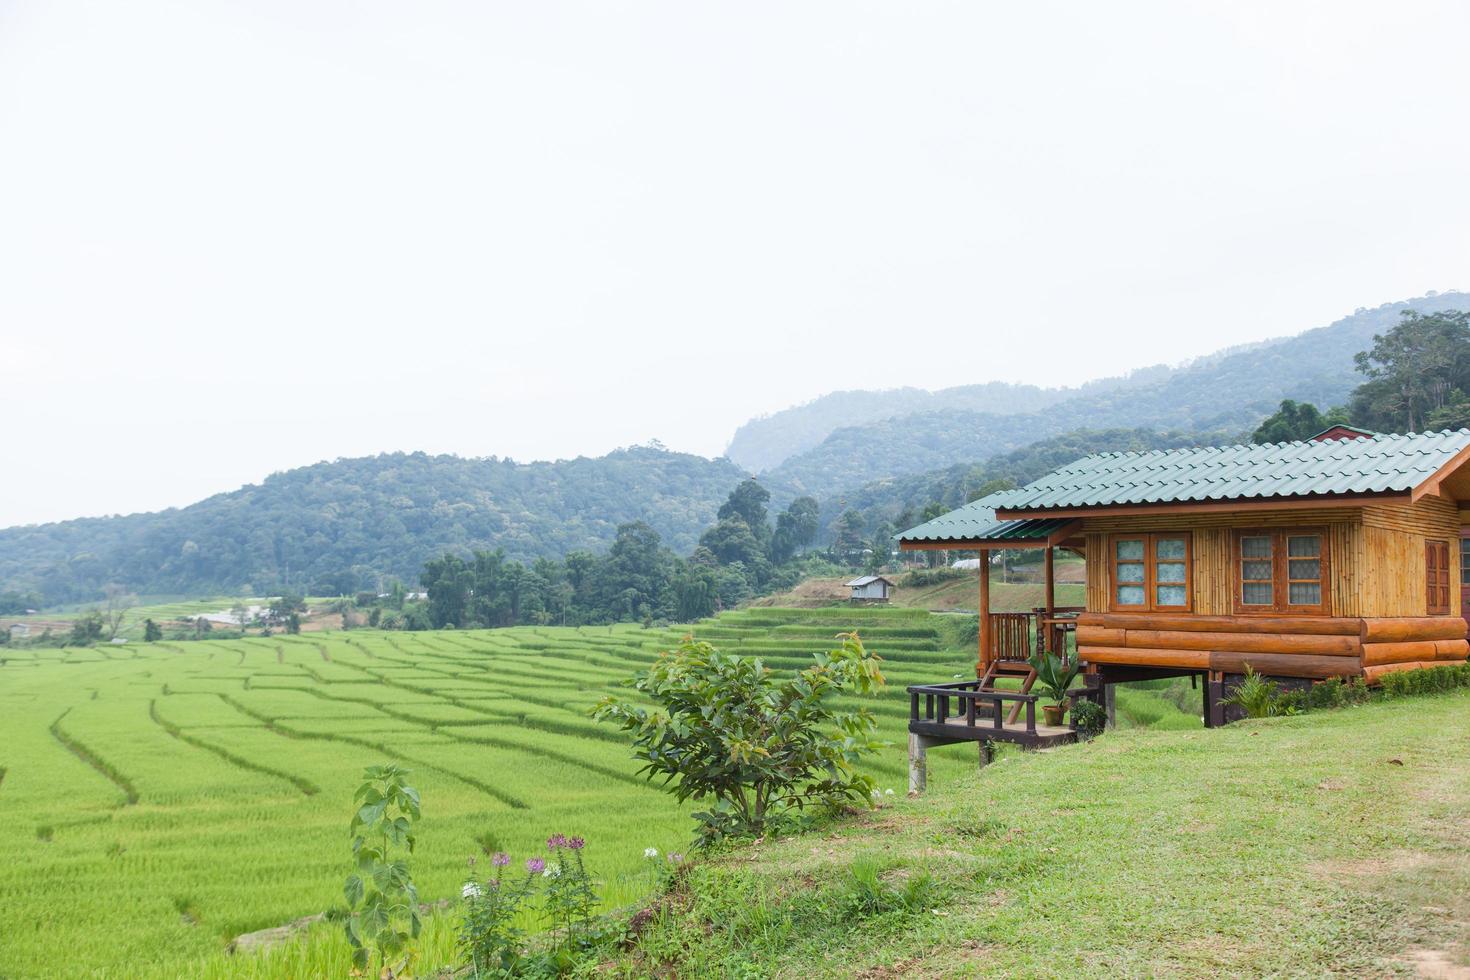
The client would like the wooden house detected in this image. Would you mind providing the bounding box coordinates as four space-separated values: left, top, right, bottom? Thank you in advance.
895 430 1470 783
846 575 895 603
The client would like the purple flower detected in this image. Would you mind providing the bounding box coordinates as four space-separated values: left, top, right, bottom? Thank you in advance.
491 852 510 867
669 853 684 864
546 833 568 849
526 857 545 873
567 837 585 851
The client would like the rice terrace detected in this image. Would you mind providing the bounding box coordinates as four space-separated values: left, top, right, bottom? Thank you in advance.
9 608 1151 977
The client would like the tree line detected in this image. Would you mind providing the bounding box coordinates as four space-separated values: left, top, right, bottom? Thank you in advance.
416 483 830 629
1251 310 1470 442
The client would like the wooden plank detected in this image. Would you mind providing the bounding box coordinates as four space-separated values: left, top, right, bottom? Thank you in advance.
1077 612 1361 635
1361 618 1469 643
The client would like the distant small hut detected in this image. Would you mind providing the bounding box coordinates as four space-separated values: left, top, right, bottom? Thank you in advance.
847 575 895 603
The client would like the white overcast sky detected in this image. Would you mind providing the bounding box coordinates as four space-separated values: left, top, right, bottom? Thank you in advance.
2 1 1469 527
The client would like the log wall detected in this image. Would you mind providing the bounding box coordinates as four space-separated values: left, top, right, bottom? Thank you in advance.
1076 612 1468 682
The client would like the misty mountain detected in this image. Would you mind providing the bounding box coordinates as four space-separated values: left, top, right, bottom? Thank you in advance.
754 292 1470 500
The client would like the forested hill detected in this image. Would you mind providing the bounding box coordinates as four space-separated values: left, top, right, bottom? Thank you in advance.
0 448 748 603
755 292 1470 499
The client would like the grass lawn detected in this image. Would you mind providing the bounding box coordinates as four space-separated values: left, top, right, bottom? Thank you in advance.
603 689 1470 978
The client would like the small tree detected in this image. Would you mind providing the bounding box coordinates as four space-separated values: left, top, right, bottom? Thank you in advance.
102 584 137 640
69 610 105 646
142 619 163 642
344 764 423 976
594 633 887 843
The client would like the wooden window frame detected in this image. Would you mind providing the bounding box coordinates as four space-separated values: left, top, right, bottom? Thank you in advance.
1426 539 1451 616
1108 532 1193 613
1231 527 1330 616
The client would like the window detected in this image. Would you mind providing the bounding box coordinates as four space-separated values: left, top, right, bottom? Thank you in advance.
1459 536 1470 587
1233 529 1328 614
1110 533 1191 611
1427 540 1451 616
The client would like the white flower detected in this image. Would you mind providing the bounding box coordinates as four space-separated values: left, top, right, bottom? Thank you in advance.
884 789 894 797
542 866 560 877
643 847 659 859
462 883 481 899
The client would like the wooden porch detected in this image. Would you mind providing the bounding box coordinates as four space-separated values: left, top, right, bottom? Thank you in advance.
902 523 1097 791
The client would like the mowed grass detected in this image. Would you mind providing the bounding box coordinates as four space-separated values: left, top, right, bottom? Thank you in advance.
603 689 1470 978
0 607 1017 978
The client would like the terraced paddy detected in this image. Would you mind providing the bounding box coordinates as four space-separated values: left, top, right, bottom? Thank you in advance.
0 607 1199 977
0 609 957 976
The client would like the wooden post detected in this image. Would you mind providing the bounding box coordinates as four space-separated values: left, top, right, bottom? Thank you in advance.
1042 545 1056 655
1104 683 1116 729
907 733 928 795
1044 546 1055 616
978 548 991 673
978 740 994 769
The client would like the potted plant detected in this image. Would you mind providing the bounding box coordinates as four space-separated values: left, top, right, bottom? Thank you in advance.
1027 649 1081 726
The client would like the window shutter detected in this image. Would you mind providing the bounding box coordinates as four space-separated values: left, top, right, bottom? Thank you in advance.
1427 540 1451 616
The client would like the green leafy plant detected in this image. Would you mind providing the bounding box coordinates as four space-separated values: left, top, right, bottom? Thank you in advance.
1070 699 1107 739
593 633 887 844
1220 666 1283 718
343 764 422 976
1026 649 1080 707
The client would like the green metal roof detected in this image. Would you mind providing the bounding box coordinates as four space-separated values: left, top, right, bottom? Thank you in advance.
897 430 1470 543
896 490 1075 544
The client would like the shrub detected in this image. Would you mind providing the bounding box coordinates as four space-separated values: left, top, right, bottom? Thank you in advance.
1070 699 1106 739
593 633 887 844
1381 663 1470 699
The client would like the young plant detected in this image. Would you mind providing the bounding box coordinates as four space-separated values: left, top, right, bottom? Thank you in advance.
593 632 887 843
343 764 422 977
1026 649 1080 707
1220 665 1281 718
838 857 938 918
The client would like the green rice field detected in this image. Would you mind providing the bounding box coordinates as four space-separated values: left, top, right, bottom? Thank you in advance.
0 607 1198 977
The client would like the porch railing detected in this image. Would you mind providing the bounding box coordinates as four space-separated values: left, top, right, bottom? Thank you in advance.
907 679 1104 737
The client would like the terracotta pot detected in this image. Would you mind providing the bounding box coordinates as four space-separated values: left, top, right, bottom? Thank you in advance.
1042 703 1065 727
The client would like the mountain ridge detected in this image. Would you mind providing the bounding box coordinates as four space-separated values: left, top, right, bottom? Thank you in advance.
752 292 1470 500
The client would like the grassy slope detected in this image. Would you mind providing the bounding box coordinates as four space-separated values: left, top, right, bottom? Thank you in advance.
607 690 1470 978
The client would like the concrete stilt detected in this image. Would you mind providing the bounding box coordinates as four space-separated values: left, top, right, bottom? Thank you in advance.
1104 684 1117 730
978 740 994 769
907 732 928 795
